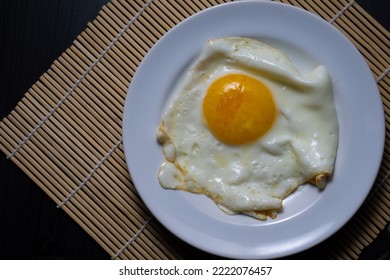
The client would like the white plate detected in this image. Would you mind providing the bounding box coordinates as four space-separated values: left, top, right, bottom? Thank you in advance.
122 1 385 259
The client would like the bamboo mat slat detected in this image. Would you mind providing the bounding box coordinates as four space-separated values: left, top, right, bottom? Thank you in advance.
1 0 389 259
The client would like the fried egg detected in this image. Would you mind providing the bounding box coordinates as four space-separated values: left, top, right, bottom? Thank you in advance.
156 37 338 220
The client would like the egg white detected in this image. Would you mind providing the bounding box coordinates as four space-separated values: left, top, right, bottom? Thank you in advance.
157 37 338 220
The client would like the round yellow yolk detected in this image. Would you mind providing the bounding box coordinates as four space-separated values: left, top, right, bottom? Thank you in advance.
203 74 276 145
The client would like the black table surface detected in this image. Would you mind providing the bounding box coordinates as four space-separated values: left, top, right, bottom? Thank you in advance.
1 0 389 260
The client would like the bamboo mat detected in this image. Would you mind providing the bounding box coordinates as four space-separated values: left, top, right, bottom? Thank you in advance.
1 0 389 260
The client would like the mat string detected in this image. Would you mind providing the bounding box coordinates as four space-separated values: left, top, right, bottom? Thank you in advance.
112 216 152 259
57 138 123 208
377 66 390 83
330 0 355 24
6 0 154 160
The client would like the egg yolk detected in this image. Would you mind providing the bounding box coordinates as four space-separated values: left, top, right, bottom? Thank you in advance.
203 73 276 145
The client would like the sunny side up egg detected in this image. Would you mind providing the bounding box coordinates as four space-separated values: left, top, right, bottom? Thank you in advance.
156 37 338 220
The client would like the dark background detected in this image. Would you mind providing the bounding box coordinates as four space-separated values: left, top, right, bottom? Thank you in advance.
1 0 389 260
